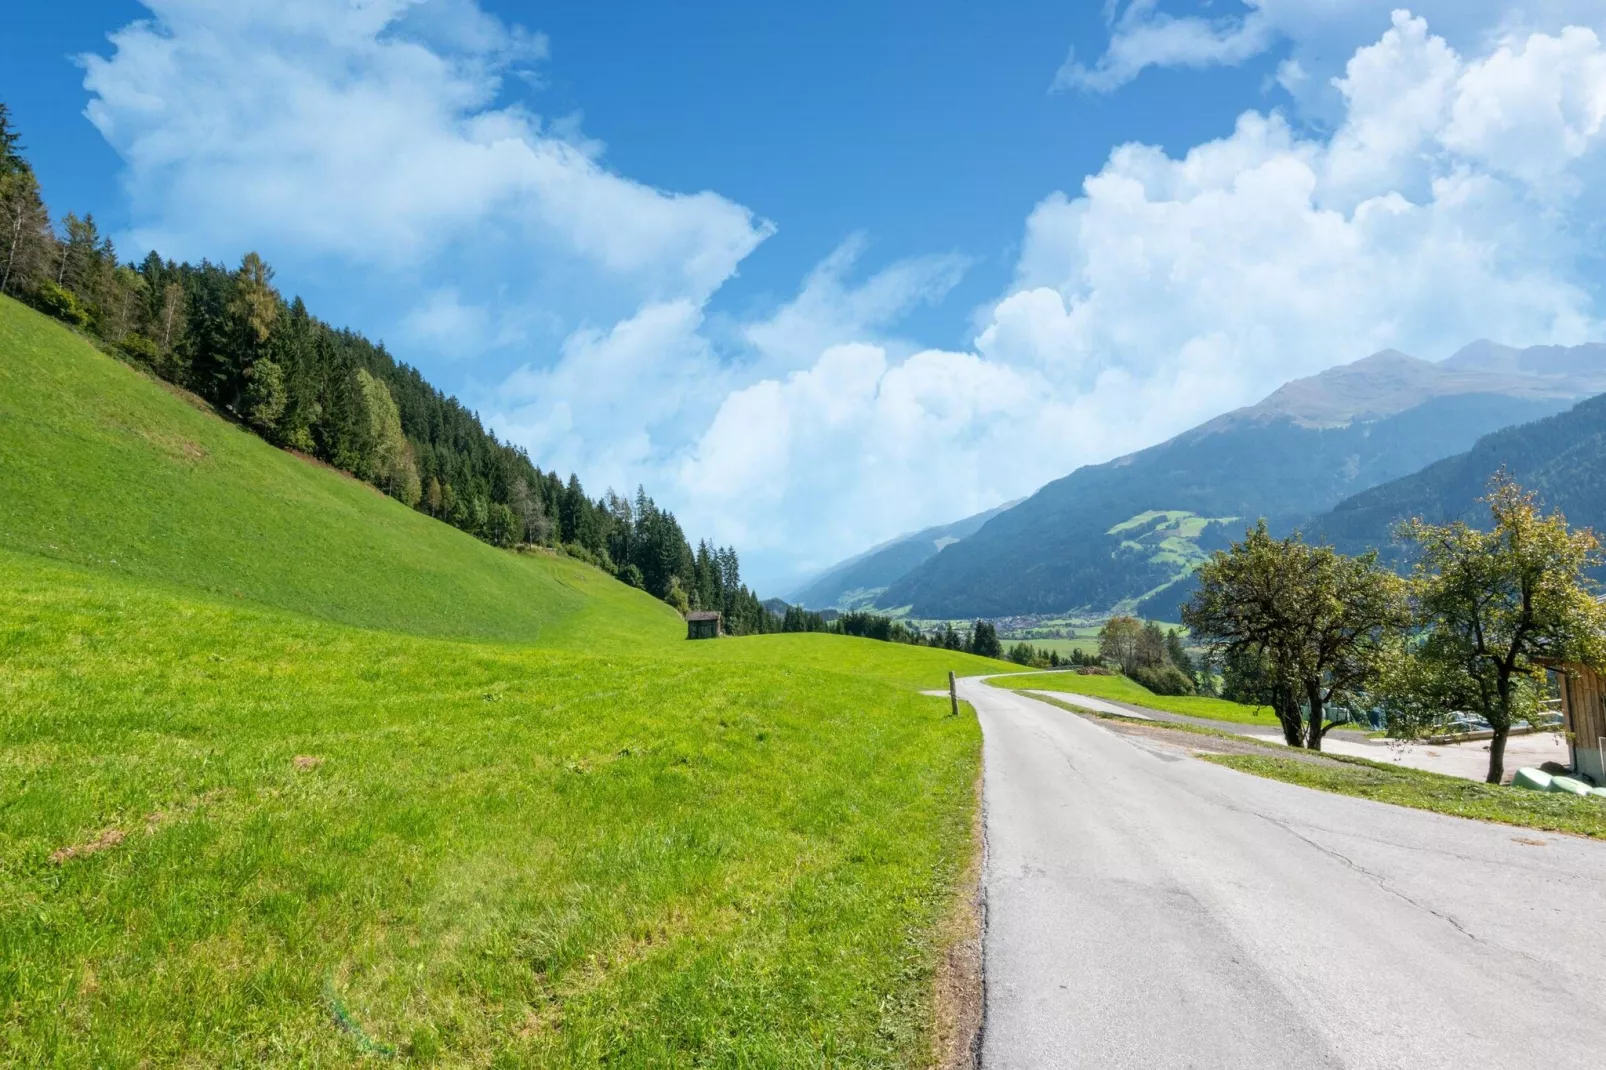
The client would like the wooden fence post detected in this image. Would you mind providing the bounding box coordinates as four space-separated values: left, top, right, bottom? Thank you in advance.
949 671 959 718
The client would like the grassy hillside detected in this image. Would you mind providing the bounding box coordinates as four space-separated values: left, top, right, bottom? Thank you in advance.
0 298 1021 1064
1103 510 1238 611
0 295 676 647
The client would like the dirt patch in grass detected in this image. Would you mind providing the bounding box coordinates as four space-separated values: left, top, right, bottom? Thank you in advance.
50 827 125 865
136 427 208 463
931 769 983 1070
292 755 324 770
284 449 391 496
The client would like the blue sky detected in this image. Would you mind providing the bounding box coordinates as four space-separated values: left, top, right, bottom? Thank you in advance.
4 1 1281 349
6 1 1606 592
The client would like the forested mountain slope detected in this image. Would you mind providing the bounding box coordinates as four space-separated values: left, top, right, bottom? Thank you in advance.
881 345 1604 619
1308 390 1606 561
790 500 1018 610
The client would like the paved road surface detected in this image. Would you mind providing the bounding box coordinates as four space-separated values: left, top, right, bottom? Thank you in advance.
964 678 1606 1069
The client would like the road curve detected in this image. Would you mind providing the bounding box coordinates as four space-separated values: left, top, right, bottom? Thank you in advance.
964 678 1606 1069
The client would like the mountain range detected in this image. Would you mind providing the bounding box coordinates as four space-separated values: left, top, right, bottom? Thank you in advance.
1308 389 1606 562
787 501 1018 609
793 342 1606 619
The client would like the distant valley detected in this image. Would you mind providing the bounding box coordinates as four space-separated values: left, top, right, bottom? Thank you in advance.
793 342 1606 620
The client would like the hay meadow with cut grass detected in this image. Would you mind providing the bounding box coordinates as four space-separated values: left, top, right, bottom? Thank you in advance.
0 296 1019 1065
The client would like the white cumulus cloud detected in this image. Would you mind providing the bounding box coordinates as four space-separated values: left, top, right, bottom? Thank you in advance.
683 11 1606 590
81 0 772 327
488 300 725 498
1058 0 1606 96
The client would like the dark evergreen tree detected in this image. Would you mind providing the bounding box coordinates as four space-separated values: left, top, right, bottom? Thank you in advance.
968 621 1002 659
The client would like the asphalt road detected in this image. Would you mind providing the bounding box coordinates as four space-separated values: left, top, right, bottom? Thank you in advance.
963 678 1606 1069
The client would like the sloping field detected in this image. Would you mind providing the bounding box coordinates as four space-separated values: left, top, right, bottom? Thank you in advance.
0 296 668 647
0 298 1013 1065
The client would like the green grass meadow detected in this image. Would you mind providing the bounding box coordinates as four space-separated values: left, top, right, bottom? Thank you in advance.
988 670 1277 727
1204 754 1606 840
993 637 1097 658
0 297 1022 1065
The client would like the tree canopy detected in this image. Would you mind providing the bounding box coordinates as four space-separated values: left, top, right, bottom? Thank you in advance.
1394 474 1606 782
1184 521 1408 749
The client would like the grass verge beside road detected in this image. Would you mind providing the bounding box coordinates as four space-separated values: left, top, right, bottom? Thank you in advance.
989 671 1277 727
0 553 1004 1065
1204 753 1606 840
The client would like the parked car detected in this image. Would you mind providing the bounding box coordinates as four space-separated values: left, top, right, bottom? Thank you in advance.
1436 713 1493 735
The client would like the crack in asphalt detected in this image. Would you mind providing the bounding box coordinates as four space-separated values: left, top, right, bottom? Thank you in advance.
1255 810 1480 941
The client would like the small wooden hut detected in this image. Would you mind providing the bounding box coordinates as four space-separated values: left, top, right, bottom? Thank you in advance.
685 611 722 640
1553 662 1606 784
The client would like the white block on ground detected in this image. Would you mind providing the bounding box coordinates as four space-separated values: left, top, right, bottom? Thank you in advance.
1512 768 1553 791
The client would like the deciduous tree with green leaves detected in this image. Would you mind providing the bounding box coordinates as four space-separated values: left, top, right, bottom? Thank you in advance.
1098 615 1143 674
1184 521 1409 750
1397 475 1606 783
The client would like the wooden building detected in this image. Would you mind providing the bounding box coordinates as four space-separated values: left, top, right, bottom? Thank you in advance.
685 611 722 640
1553 662 1606 785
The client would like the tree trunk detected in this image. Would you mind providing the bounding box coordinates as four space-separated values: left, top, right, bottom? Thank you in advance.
1305 685 1325 751
1 211 19 295
1487 675 1514 785
1486 727 1509 785
1272 681 1303 746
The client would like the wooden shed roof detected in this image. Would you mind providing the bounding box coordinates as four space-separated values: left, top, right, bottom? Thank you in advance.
685 611 722 621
